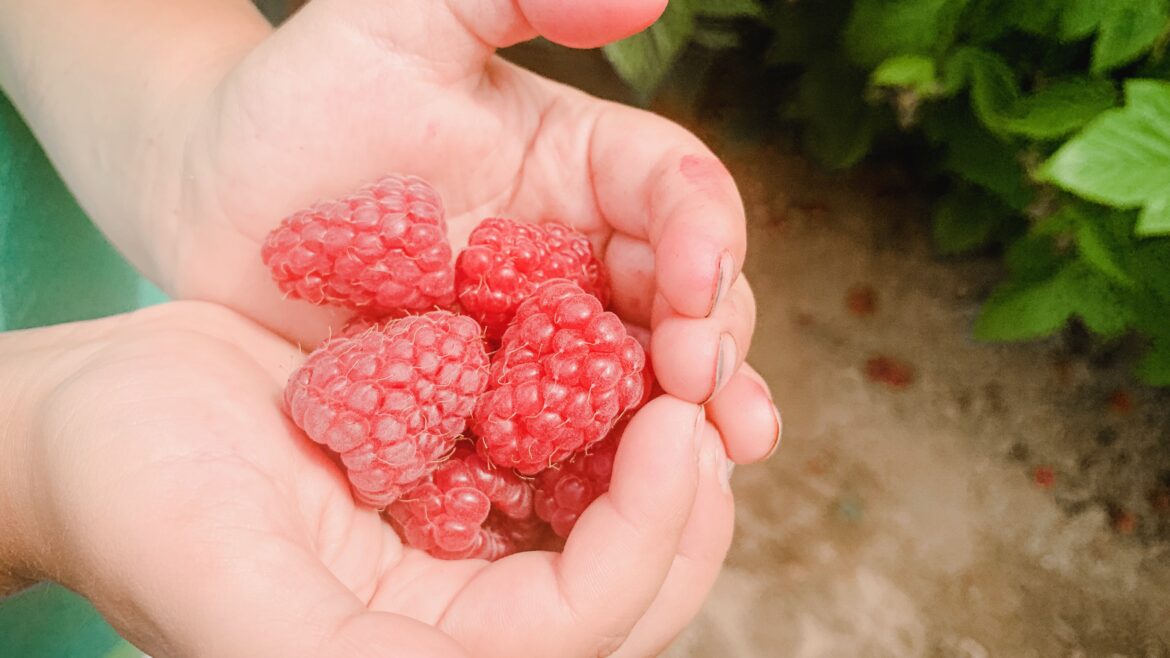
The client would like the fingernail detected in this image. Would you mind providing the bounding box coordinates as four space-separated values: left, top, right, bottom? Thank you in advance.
693 406 706 450
706 251 734 318
707 333 737 402
717 448 734 493
766 404 783 459
753 380 782 460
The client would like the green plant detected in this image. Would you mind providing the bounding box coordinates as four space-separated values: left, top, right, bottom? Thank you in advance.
603 0 1170 385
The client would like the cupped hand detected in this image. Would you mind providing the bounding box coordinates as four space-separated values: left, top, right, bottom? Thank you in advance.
17 302 743 657
138 0 771 429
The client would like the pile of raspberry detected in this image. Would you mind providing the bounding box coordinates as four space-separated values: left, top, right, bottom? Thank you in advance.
263 175 657 561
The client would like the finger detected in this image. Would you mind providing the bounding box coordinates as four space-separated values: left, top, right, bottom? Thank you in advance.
127 526 469 658
589 105 747 319
650 276 756 403
316 0 666 69
513 0 668 48
605 231 656 326
555 396 703 650
611 422 735 657
707 363 782 464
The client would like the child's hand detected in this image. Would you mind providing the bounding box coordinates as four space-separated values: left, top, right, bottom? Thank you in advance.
1 302 735 657
172 0 755 407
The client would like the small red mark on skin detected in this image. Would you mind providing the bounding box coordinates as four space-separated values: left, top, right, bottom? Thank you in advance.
865 356 914 389
1108 389 1134 414
1032 466 1056 490
679 155 732 197
846 285 878 317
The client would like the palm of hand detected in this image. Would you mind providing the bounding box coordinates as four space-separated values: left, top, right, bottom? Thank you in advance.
40 303 728 658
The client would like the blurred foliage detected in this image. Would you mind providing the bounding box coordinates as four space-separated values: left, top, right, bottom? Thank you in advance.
604 0 1170 385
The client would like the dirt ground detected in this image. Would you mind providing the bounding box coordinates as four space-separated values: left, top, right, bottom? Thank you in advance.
495 43 1170 657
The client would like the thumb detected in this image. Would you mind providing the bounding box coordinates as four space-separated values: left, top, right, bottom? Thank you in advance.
122 532 469 658
512 0 669 48
307 0 667 61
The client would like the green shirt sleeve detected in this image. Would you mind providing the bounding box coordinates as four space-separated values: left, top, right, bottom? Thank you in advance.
0 91 167 332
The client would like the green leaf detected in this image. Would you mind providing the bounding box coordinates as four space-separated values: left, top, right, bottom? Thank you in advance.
1058 0 1169 70
975 264 1082 340
766 0 853 65
999 79 1118 139
693 0 764 19
1091 0 1170 73
966 0 1065 39
602 1 695 99
787 60 877 169
923 102 1032 209
1131 233 1170 302
844 0 970 68
1074 213 1139 287
692 25 741 50
943 48 1019 126
1043 79 1170 236
1060 0 1106 40
1078 279 1140 337
1137 196 1170 234
975 262 1135 341
944 49 1118 139
871 55 940 95
1009 0 1066 35
1032 206 1082 236
1004 233 1066 283
932 187 1008 254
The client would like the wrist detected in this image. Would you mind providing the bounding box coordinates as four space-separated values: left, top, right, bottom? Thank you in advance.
0 324 106 594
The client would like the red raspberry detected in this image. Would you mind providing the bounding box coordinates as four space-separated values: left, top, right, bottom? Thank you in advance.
482 513 549 557
622 322 659 412
262 175 456 314
472 279 645 474
533 423 623 538
455 218 608 341
284 311 489 507
388 445 536 560
426 513 545 561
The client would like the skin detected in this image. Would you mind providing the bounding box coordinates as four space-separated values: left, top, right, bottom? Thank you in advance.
0 0 782 655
